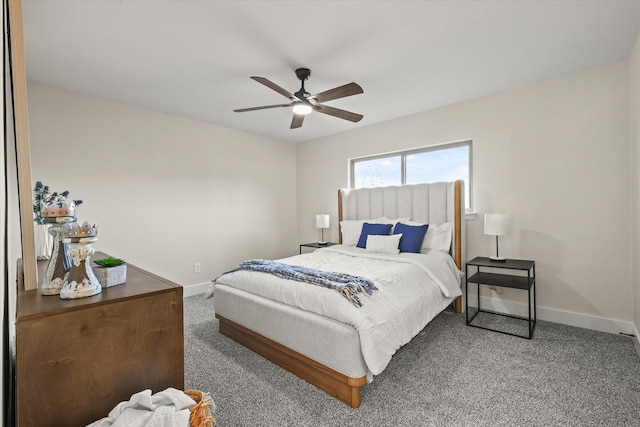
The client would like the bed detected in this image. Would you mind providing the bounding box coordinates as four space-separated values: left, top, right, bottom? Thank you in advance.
212 181 465 408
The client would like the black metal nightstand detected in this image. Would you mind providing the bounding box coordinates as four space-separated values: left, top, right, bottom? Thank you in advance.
465 256 536 339
299 242 338 254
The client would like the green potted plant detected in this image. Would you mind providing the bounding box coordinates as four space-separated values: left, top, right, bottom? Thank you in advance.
93 256 127 287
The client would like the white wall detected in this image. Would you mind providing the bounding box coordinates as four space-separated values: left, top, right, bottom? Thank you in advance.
27 82 298 290
297 62 633 331
631 28 640 338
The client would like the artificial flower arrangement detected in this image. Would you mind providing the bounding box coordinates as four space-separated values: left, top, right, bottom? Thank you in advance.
32 181 83 224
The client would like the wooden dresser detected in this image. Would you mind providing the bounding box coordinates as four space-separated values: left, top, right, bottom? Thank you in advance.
15 253 184 427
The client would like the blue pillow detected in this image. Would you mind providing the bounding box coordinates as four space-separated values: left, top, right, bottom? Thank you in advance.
394 222 429 253
356 223 393 248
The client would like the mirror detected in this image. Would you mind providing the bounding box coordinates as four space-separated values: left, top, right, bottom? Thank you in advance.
5 0 37 291
3 0 36 422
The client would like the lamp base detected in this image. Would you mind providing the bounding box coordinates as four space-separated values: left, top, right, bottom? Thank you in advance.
318 241 328 245
489 256 507 262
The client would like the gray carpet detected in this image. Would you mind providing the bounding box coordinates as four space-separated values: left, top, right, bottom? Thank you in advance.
183 295 640 426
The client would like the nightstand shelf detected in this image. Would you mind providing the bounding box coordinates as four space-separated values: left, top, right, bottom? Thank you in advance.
465 256 536 339
467 272 532 290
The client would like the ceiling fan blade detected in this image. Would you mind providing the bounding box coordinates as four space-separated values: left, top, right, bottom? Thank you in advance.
290 114 305 129
310 82 363 103
313 104 363 123
251 76 299 101
234 104 291 112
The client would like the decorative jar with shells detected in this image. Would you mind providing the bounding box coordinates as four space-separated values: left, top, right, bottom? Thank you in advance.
60 221 101 299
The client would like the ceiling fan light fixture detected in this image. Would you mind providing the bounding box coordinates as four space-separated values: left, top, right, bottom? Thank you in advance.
292 102 312 115
235 68 363 128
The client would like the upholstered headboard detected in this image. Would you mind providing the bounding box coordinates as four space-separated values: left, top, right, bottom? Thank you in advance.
338 181 465 271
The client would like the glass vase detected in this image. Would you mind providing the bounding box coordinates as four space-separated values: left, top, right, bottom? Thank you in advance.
40 217 76 295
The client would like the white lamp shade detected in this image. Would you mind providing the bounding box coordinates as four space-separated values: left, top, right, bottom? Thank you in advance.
484 213 508 236
316 214 330 229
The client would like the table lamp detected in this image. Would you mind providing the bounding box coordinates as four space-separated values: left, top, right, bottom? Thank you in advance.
316 214 330 245
484 213 508 261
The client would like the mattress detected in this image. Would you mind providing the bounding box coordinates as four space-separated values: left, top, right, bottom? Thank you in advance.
212 245 462 377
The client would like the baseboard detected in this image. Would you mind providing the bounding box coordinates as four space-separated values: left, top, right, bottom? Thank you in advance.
633 323 640 360
468 295 635 336
182 281 211 298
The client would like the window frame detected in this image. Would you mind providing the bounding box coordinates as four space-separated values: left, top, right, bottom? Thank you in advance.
349 140 473 211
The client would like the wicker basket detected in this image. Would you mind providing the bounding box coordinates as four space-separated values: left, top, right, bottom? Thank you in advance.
185 389 215 426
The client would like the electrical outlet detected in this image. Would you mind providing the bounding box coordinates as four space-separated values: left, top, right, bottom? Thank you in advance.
194 263 201 274
490 286 503 295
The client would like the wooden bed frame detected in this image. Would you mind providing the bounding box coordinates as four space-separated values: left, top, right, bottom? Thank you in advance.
216 181 464 408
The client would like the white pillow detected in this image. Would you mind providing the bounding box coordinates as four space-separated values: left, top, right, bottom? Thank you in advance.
404 221 453 252
340 220 368 246
365 234 402 255
424 222 453 252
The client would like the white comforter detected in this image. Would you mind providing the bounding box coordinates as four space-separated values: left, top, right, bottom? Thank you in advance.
213 245 462 375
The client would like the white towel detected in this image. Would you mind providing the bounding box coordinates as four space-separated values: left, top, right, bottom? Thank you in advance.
86 388 196 427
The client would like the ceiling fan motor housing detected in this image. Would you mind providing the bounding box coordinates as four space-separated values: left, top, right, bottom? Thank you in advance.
295 68 311 81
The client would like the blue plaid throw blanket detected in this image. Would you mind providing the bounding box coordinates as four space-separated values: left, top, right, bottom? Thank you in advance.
219 259 377 308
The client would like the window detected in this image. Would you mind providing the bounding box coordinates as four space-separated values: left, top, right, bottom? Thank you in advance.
352 155 402 188
350 140 472 210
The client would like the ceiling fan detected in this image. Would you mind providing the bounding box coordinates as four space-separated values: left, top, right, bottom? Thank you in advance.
234 68 364 129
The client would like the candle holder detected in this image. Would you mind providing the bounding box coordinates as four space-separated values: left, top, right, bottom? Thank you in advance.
60 222 101 299
40 216 76 295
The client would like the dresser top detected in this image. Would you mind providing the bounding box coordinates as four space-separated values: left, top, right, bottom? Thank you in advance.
16 252 182 321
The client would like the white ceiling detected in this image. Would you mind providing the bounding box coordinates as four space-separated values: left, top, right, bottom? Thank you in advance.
21 0 640 143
